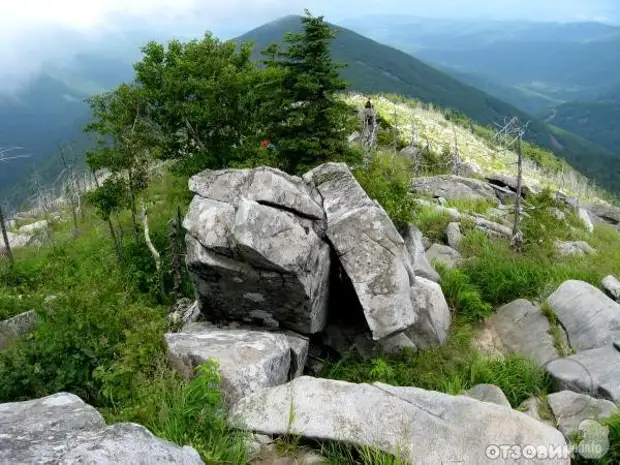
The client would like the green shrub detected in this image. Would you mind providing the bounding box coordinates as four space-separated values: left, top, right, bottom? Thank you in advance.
572 411 620 465
354 152 417 228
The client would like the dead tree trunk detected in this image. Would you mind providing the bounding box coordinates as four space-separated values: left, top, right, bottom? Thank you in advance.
512 136 524 249
141 203 164 294
0 204 14 266
59 146 79 237
168 215 182 299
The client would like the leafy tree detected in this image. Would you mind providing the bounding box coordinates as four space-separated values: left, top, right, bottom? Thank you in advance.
85 84 150 237
260 10 353 173
133 34 261 174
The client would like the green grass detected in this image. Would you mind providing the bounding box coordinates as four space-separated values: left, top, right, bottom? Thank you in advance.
412 206 452 243
444 198 494 215
0 169 247 463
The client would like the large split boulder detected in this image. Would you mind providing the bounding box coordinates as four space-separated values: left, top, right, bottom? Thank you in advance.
165 323 308 403
183 167 331 335
587 204 620 226
485 173 540 198
546 280 620 352
409 175 498 203
488 299 564 365
229 376 568 465
304 163 417 340
0 392 204 464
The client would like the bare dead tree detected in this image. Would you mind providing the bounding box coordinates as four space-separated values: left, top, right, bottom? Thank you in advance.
361 105 378 164
0 147 31 265
140 202 164 294
168 206 183 299
452 126 462 176
58 144 79 237
492 116 531 249
29 172 55 249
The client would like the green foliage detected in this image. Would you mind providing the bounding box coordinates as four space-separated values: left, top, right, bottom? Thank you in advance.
86 176 130 220
444 198 493 215
321 319 548 408
353 153 416 228
322 442 409 465
260 11 352 174
437 265 493 323
133 34 260 173
412 206 451 243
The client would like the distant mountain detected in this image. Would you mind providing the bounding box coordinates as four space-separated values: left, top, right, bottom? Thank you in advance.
236 16 620 193
340 16 620 105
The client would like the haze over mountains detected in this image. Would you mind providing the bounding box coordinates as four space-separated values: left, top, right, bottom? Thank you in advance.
1 7 619 207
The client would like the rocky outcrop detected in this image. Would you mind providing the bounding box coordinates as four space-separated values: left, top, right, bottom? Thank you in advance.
547 391 618 439
545 344 620 404
602 275 620 302
554 241 595 257
445 222 463 249
0 392 203 464
229 376 568 465
474 217 512 238
546 280 620 352
0 311 38 350
165 323 307 403
18 220 48 235
488 300 564 365
485 173 539 198
1 231 33 252
409 175 499 203
183 166 331 335
426 244 462 269
587 204 620 226
401 225 440 283
464 384 511 408
304 163 417 340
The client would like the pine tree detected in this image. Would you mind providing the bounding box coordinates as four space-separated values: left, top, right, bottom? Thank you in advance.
261 10 352 174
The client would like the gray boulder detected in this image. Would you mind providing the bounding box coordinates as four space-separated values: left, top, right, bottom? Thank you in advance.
546 280 620 351
456 162 482 178
554 241 595 257
426 243 462 269
18 220 48 235
489 300 564 365
0 392 203 465
602 275 620 302
401 225 440 283
184 166 331 335
474 217 512 238
547 391 618 439
304 163 417 340
229 376 568 465
445 222 463 249
2 231 32 251
545 344 620 404
165 323 307 403
587 204 620 226
0 311 38 350
409 175 498 203
548 208 566 221
464 384 511 408
406 277 451 349
485 173 540 197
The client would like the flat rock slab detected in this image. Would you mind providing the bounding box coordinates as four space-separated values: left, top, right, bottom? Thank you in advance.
489 299 564 365
545 344 620 404
602 275 620 302
305 163 417 340
409 175 498 203
229 376 568 465
184 166 331 335
587 204 620 226
401 225 440 283
546 280 620 352
464 384 511 408
166 324 307 403
0 393 203 465
0 311 38 350
426 243 462 269
547 391 618 439
474 217 512 238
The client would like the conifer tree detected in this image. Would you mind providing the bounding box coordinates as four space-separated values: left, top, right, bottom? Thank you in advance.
261 10 352 173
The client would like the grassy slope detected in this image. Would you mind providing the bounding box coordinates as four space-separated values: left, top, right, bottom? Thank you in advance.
235 16 620 195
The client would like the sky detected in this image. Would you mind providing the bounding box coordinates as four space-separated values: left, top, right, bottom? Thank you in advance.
0 0 619 94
